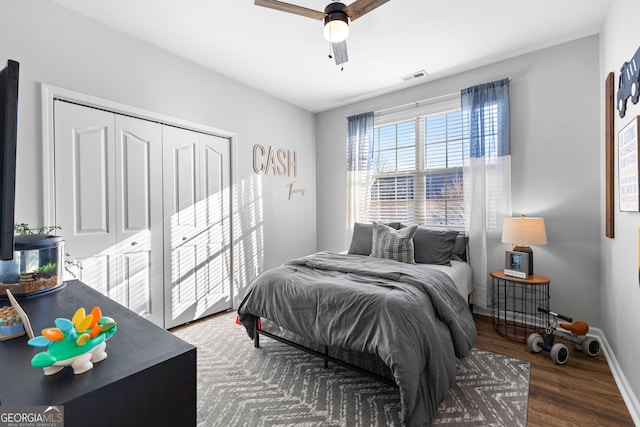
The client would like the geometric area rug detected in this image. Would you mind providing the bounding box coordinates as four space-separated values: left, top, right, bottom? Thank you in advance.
173 311 530 427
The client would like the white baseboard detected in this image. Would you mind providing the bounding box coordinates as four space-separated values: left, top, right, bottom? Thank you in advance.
588 327 640 426
472 306 491 317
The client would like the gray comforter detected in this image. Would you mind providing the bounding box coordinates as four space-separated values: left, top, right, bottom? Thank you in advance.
238 252 477 426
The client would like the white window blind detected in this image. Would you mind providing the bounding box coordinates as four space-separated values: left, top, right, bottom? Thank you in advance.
367 94 463 228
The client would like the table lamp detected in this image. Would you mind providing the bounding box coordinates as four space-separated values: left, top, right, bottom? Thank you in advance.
501 215 547 275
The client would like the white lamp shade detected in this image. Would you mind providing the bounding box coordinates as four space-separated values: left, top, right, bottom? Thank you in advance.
323 19 349 42
501 216 548 246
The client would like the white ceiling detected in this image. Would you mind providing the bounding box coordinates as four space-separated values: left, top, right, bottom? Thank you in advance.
51 0 612 113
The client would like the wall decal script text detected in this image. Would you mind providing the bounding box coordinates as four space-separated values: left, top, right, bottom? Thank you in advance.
286 181 305 200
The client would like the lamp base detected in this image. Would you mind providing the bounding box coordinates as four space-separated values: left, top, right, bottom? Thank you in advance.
513 245 534 276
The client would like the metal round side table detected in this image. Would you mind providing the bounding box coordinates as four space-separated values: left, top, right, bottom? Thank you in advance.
490 270 550 342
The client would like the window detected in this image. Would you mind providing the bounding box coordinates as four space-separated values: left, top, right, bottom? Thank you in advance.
367 101 464 228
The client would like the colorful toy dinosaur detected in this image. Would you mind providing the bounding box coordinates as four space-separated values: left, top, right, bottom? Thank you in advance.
27 306 117 375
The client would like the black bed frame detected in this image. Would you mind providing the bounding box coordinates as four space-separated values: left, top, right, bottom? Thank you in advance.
253 317 398 387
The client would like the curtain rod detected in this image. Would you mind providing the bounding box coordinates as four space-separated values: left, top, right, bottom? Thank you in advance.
374 91 458 115
372 76 512 116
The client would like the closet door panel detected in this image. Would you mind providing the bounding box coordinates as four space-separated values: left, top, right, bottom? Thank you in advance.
203 143 223 227
164 126 200 247
196 241 224 300
200 135 231 309
76 254 111 297
168 243 198 323
175 144 198 229
74 129 110 233
120 131 150 231
163 126 199 328
122 250 152 316
115 115 163 326
163 127 232 328
54 101 116 295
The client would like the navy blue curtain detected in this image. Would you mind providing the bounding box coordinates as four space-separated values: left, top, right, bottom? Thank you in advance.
346 112 374 172
461 78 510 159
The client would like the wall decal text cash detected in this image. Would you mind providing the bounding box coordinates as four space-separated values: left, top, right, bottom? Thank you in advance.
253 144 297 177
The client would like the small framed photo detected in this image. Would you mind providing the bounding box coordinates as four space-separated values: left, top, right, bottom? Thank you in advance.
619 116 640 212
504 250 529 279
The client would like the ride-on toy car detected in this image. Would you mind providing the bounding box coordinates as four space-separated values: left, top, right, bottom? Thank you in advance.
527 307 600 365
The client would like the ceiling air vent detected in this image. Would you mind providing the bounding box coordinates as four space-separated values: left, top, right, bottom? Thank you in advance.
401 70 428 82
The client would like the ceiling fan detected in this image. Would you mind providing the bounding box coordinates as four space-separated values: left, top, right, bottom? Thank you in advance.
254 0 390 67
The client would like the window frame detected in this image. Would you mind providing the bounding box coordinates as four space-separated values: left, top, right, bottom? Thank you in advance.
369 95 464 228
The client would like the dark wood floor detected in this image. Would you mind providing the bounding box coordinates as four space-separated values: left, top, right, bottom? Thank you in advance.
473 314 634 426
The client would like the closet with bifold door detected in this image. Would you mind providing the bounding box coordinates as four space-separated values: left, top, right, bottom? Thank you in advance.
52 100 232 328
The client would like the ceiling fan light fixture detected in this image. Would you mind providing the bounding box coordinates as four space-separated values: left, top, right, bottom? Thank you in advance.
323 3 349 43
323 17 349 42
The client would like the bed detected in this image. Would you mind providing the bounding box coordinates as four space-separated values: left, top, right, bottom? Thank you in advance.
238 223 477 426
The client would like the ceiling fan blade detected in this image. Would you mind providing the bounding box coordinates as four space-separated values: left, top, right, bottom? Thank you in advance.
332 40 348 66
345 0 390 21
254 0 326 20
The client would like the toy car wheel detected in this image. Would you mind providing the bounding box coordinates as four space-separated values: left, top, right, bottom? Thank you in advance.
619 98 627 117
550 343 569 365
572 342 583 351
581 337 601 357
527 333 544 353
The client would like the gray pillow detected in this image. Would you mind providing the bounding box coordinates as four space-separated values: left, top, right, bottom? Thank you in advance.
348 222 402 255
371 222 418 264
452 234 469 260
413 227 459 265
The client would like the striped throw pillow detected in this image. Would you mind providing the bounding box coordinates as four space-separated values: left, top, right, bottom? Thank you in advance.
371 222 418 264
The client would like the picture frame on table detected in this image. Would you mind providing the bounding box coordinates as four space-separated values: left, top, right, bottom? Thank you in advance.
504 250 529 279
619 116 640 212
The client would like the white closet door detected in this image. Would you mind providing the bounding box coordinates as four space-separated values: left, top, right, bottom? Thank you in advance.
54 101 117 297
54 101 164 327
163 125 231 328
114 115 164 326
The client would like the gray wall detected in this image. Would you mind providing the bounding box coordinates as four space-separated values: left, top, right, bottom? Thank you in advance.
316 36 601 320
600 0 640 412
0 0 317 303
